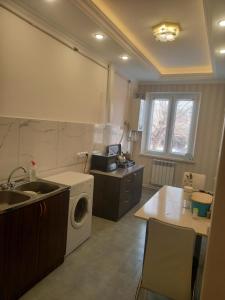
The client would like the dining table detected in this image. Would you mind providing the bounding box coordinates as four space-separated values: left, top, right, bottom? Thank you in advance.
134 185 211 299
134 185 211 236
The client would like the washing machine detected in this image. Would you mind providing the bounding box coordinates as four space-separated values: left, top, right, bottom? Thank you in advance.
45 171 94 256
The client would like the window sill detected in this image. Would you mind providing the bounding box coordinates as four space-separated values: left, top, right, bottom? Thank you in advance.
139 152 196 164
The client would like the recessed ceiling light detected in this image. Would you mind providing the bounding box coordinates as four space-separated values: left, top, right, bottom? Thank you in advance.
120 55 129 60
94 33 105 40
219 49 225 54
218 19 225 27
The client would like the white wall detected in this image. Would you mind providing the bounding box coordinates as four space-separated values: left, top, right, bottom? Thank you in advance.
0 8 107 123
133 83 225 191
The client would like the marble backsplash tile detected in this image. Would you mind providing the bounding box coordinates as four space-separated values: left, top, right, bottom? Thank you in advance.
0 118 20 180
93 123 128 153
19 119 58 171
0 116 127 181
57 122 94 167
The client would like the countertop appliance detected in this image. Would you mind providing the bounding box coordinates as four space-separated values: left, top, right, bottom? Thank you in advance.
45 171 94 256
91 153 117 172
91 144 135 172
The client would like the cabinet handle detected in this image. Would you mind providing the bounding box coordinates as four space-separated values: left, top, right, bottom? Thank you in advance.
39 203 43 217
43 202 47 216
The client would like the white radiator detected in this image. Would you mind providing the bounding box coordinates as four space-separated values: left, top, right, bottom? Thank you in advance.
151 160 175 186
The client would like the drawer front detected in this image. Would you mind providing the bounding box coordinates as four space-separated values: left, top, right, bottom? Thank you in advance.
120 173 134 194
118 191 132 217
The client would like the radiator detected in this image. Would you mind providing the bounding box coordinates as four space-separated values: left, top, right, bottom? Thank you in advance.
151 160 175 186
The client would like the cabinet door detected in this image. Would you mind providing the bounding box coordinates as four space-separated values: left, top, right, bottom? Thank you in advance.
0 214 7 300
92 174 120 221
3 203 40 300
37 190 69 279
132 169 143 205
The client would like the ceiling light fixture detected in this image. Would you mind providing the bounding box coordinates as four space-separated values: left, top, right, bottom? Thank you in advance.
94 33 104 40
218 19 225 27
152 22 181 42
219 49 225 54
120 55 129 60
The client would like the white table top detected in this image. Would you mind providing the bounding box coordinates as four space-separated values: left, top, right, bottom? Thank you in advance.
134 186 210 236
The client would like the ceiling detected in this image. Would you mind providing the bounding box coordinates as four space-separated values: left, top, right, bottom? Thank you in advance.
1 0 225 81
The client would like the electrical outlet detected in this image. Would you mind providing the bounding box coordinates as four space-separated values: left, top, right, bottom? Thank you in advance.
77 152 88 159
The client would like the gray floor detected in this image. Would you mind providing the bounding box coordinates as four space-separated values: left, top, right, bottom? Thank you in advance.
20 188 163 300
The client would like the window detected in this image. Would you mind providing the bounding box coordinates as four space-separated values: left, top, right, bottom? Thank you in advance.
142 93 200 160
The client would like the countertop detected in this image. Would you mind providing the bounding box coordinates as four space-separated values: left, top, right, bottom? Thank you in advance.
90 165 144 178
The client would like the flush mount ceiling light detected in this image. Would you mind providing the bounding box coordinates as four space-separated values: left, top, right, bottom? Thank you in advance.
152 22 181 42
120 54 129 60
94 33 105 40
219 49 225 54
218 19 225 27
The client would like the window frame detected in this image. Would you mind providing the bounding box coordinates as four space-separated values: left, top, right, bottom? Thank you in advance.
141 92 200 161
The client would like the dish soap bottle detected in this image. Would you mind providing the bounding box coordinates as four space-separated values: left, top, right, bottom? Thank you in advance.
29 160 37 181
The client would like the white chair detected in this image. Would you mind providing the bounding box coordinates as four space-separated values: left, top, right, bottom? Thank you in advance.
136 219 196 300
183 172 206 191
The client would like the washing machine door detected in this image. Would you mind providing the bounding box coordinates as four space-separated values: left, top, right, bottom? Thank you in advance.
71 193 89 229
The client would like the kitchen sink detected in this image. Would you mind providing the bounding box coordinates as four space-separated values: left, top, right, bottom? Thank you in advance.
16 181 60 194
0 190 31 205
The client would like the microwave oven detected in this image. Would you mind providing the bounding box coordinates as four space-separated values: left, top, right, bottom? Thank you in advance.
91 154 117 172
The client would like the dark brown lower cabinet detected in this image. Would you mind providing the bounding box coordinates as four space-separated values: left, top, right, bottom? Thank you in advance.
0 190 69 300
5 203 40 300
0 212 8 300
37 192 69 279
91 165 144 221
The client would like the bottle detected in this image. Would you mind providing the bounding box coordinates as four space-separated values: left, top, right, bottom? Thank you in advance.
29 160 37 181
183 186 194 209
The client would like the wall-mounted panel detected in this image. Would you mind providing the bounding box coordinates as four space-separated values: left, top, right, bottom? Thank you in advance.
110 73 129 126
0 8 107 123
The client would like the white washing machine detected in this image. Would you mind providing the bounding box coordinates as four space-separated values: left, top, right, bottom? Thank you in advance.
45 171 94 256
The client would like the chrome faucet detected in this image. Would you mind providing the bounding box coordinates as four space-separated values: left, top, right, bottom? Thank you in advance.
1 166 28 190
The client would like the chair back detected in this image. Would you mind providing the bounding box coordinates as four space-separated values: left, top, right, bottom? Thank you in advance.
183 172 206 190
142 219 196 300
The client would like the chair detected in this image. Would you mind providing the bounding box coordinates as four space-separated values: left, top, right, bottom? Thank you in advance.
136 219 196 300
183 172 206 191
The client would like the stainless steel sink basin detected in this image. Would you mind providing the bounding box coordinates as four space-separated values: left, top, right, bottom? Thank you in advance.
0 190 31 205
16 181 60 194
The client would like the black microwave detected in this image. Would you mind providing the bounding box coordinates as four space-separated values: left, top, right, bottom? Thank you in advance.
91 154 117 172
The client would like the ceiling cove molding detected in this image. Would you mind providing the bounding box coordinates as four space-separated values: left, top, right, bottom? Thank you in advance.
72 0 160 76
0 0 109 69
159 72 215 81
139 79 225 85
75 0 214 77
202 0 216 75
